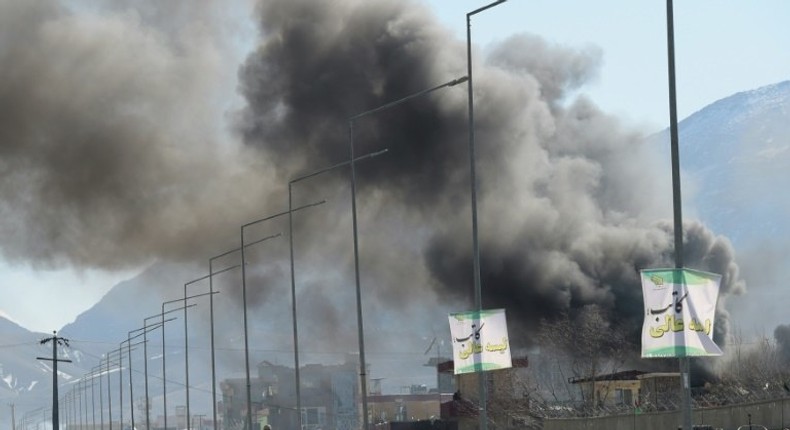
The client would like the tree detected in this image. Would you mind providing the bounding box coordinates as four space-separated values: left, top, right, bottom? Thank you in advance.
534 304 631 409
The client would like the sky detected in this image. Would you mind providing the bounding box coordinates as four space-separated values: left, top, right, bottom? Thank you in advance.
1 0 788 334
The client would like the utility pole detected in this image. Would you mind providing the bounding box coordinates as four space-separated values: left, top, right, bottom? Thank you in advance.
37 331 72 430
9 403 16 430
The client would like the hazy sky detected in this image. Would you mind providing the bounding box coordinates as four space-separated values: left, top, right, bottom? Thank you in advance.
1 0 788 334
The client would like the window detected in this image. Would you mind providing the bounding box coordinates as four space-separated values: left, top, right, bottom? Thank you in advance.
301 407 326 428
614 388 633 406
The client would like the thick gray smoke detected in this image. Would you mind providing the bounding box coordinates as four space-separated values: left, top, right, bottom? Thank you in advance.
0 0 746 366
774 324 790 362
0 0 265 269
235 0 745 359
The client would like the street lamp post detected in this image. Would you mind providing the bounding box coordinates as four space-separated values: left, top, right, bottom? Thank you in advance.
126 323 170 430
126 336 134 430
89 367 98 430
84 375 90 430
65 390 73 430
663 1 692 430
287 152 388 430
103 348 125 430
239 202 324 430
182 268 237 430
208 231 294 430
466 2 507 429
142 313 182 430
160 300 204 430
118 342 127 430
96 362 105 430
119 340 143 430
347 76 467 429
83 375 91 430
78 379 84 430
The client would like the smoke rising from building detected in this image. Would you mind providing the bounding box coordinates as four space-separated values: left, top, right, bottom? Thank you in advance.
235 0 746 357
0 0 746 363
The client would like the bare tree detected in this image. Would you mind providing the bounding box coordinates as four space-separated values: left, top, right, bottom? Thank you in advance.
703 330 790 405
534 304 631 409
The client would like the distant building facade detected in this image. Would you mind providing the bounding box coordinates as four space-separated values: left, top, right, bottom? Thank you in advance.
437 357 530 430
569 370 681 408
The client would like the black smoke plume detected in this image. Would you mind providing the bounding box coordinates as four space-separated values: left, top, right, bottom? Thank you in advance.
0 0 745 367
774 324 790 362
235 0 745 359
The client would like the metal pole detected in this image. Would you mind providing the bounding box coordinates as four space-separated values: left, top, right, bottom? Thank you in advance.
184 287 192 430
161 306 168 430
665 2 691 430
100 360 105 430
85 378 90 430
239 204 323 430
142 318 171 430
161 299 210 430
119 345 124 430
288 184 303 430
208 260 219 430
123 332 155 430
239 224 252 430
71 390 76 430
347 120 369 430
127 335 134 430
79 380 84 430
465 3 507 429
142 318 154 430
143 314 182 430
346 77 466 429
91 368 97 430
108 354 113 430
182 271 232 430
209 228 307 430
288 150 389 430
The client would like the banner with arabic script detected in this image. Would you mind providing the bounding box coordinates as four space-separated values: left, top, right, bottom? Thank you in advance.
641 268 723 358
448 308 511 374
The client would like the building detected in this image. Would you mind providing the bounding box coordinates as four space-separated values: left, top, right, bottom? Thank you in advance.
437 357 530 430
220 356 361 430
568 370 680 408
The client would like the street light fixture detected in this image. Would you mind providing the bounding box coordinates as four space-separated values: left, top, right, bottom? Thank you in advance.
92 363 105 430
347 76 467 429
118 339 142 430
182 268 236 430
662 2 692 430
125 322 171 430
118 332 142 429
466 2 507 429
209 229 305 430
142 312 185 430
102 347 126 430
88 366 100 430
239 201 324 430
160 300 205 430
287 150 388 430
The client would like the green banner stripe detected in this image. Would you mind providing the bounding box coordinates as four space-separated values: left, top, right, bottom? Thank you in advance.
641 268 720 286
643 345 717 357
455 362 508 373
450 309 504 321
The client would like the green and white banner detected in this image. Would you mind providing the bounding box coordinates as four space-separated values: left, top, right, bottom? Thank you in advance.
641 268 723 358
448 308 511 374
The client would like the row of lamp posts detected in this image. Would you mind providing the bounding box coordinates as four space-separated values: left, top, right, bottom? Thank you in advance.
28 2 510 430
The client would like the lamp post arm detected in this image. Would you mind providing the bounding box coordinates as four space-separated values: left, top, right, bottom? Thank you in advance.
468 0 507 17
285 147 389 430
241 201 327 231
349 77 467 122
466 4 507 430
289 149 388 186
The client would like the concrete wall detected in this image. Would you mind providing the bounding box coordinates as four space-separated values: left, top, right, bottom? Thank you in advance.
544 398 790 430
